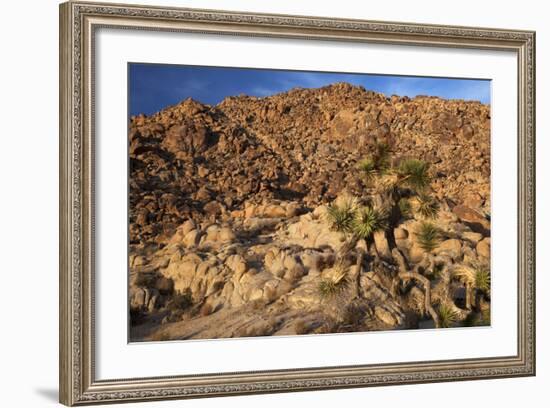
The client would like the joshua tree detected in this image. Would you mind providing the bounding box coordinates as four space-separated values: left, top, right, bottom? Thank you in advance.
356 143 438 222
323 141 453 328
325 194 389 256
328 143 439 247
452 263 491 310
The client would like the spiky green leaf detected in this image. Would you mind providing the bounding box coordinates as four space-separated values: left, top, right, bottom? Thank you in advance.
415 221 441 252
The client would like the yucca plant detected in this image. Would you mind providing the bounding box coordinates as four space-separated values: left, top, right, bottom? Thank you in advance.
453 263 491 295
415 222 441 252
357 157 377 181
325 198 356 234
397 158 431 192
318 266 349 300
452 262 491 311
357 142 391 180
352 206 388 240
438 303 459 328
475 266 491 294
415 193 440 219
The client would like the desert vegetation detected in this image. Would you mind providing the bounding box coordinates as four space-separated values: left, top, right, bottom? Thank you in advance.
128 83 490 341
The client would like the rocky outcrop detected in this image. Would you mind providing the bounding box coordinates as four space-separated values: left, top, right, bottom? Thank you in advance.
129 199 490 341
129 84 490 247
128 83 491 341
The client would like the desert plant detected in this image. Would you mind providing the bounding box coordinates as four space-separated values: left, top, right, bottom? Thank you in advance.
357 157 377 180
398 197 412 219
357 142 391 177
318 266 349 300
415 222 441 252
352 206 388 240
480 307 491 325
397 158 431 192
453 263 491 311
475 268 491 294
325 197 357 234
438 303 459 328
474 265 491 294
453 263 491 294
415 193 440 219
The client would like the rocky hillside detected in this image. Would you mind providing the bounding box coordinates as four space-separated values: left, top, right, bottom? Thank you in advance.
128 83 491 341
129 82 490 247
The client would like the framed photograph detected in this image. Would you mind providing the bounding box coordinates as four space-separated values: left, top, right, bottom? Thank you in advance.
59 1 536 405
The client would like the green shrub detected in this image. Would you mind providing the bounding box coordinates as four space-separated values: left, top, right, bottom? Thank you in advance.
453 263 491 294
474 265 491 294
398 158 430 191
357 157 377 180
318 267 349 300
352 206 388 240
326 199 356 234
438 303 459 328
415 193 440 219
415 222 441 252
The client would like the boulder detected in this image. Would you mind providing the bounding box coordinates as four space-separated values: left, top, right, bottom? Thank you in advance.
408 244 426 263
477 237 491 259
225 254 247 277
394 227 409 240
183 229 201 248
452 205 490 236
373 230 392 259
434 239 462 260
162 253 202 292
462 231 483 244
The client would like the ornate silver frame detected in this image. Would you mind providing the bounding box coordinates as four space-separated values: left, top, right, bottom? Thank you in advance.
59 1 536 405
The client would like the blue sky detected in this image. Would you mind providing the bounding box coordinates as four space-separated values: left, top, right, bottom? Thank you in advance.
129 63 491 117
